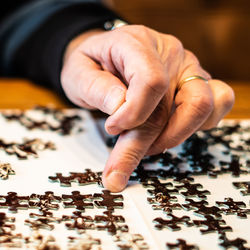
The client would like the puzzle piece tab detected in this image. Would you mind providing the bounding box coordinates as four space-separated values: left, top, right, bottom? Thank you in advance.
218 233 250 250
175 180 210 199
62 211 94 233
216 197 250 218
153 214 192 231
193 215 232 234
166 239 199 250
0 163 15 180
94 210 128 235
114 232 149 249
233 182 250 196
147 193 181 213
93 190 123 210
48 169 102 187
62 191 93 211
0 192 29 213
29 191 61 212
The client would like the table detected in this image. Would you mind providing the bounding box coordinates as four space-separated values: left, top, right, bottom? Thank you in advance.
0 78 249 119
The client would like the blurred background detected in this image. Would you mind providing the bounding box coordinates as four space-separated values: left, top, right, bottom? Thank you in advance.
110 0 250 81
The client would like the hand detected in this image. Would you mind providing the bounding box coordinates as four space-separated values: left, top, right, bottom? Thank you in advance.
61 25 235 192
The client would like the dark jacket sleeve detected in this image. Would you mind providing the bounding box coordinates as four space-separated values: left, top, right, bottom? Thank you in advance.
0 0 120 97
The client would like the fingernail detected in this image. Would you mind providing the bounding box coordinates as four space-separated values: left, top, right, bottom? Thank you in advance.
105 171 128 192
104 87 125 115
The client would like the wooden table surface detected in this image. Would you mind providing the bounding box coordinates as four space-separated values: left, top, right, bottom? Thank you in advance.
0 78 249 119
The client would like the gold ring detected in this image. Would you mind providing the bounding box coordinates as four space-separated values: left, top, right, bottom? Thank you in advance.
178 75 209 91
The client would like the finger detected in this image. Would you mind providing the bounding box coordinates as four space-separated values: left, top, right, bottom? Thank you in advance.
80 26 170 135
104 57 168 135
61 51 127 115
147 78 214 155
102 99 168 192
199 79 235 130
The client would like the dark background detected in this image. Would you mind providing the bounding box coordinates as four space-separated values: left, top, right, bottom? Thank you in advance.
112 0 250 81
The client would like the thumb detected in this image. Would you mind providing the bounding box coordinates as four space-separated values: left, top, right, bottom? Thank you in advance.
61 51 127 115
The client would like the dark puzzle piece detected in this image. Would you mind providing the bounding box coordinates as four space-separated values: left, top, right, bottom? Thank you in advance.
220 155 248 177
181 198 221 218
143 178 178 197
15 138 56 157
0 212 15 235
147 193 181 213
194 205 222 219
153 214 193 231
29 191 61 212
129 164 156 183
233 182 250 196
68 234 101 249
180 134 217 177
62 191 93 211
129 162 193 183
93 190 123 209
0 233 23 248
218 233 250 250
25 210 61 231
24 232 59 250
114 232 149 249
48 169 102 187
62 211 94 232
0 192 29 213
0 212 22 247
181 198 208 210
105 135 119 148
193 215 232 234
173 173 194 183
48 173 74 187
70 169 102 186
216 197 250 218
134 145 193 184
94 210 128 235
175 180 210 199
158 151 183 167
2 106 82 135
0 138 55 159
0 163 15 180
166 239 199 250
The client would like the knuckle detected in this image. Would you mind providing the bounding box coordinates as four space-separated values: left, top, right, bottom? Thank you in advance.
121 148 143 168
146 71 168 95
125 111 147 129
146 102 168 129
184 49 199 65
115 24 150 41
190 94 214 117
167 35 184 54
129 24 150 36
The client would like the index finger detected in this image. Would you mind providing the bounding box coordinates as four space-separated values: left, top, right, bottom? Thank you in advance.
102 99 169 192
